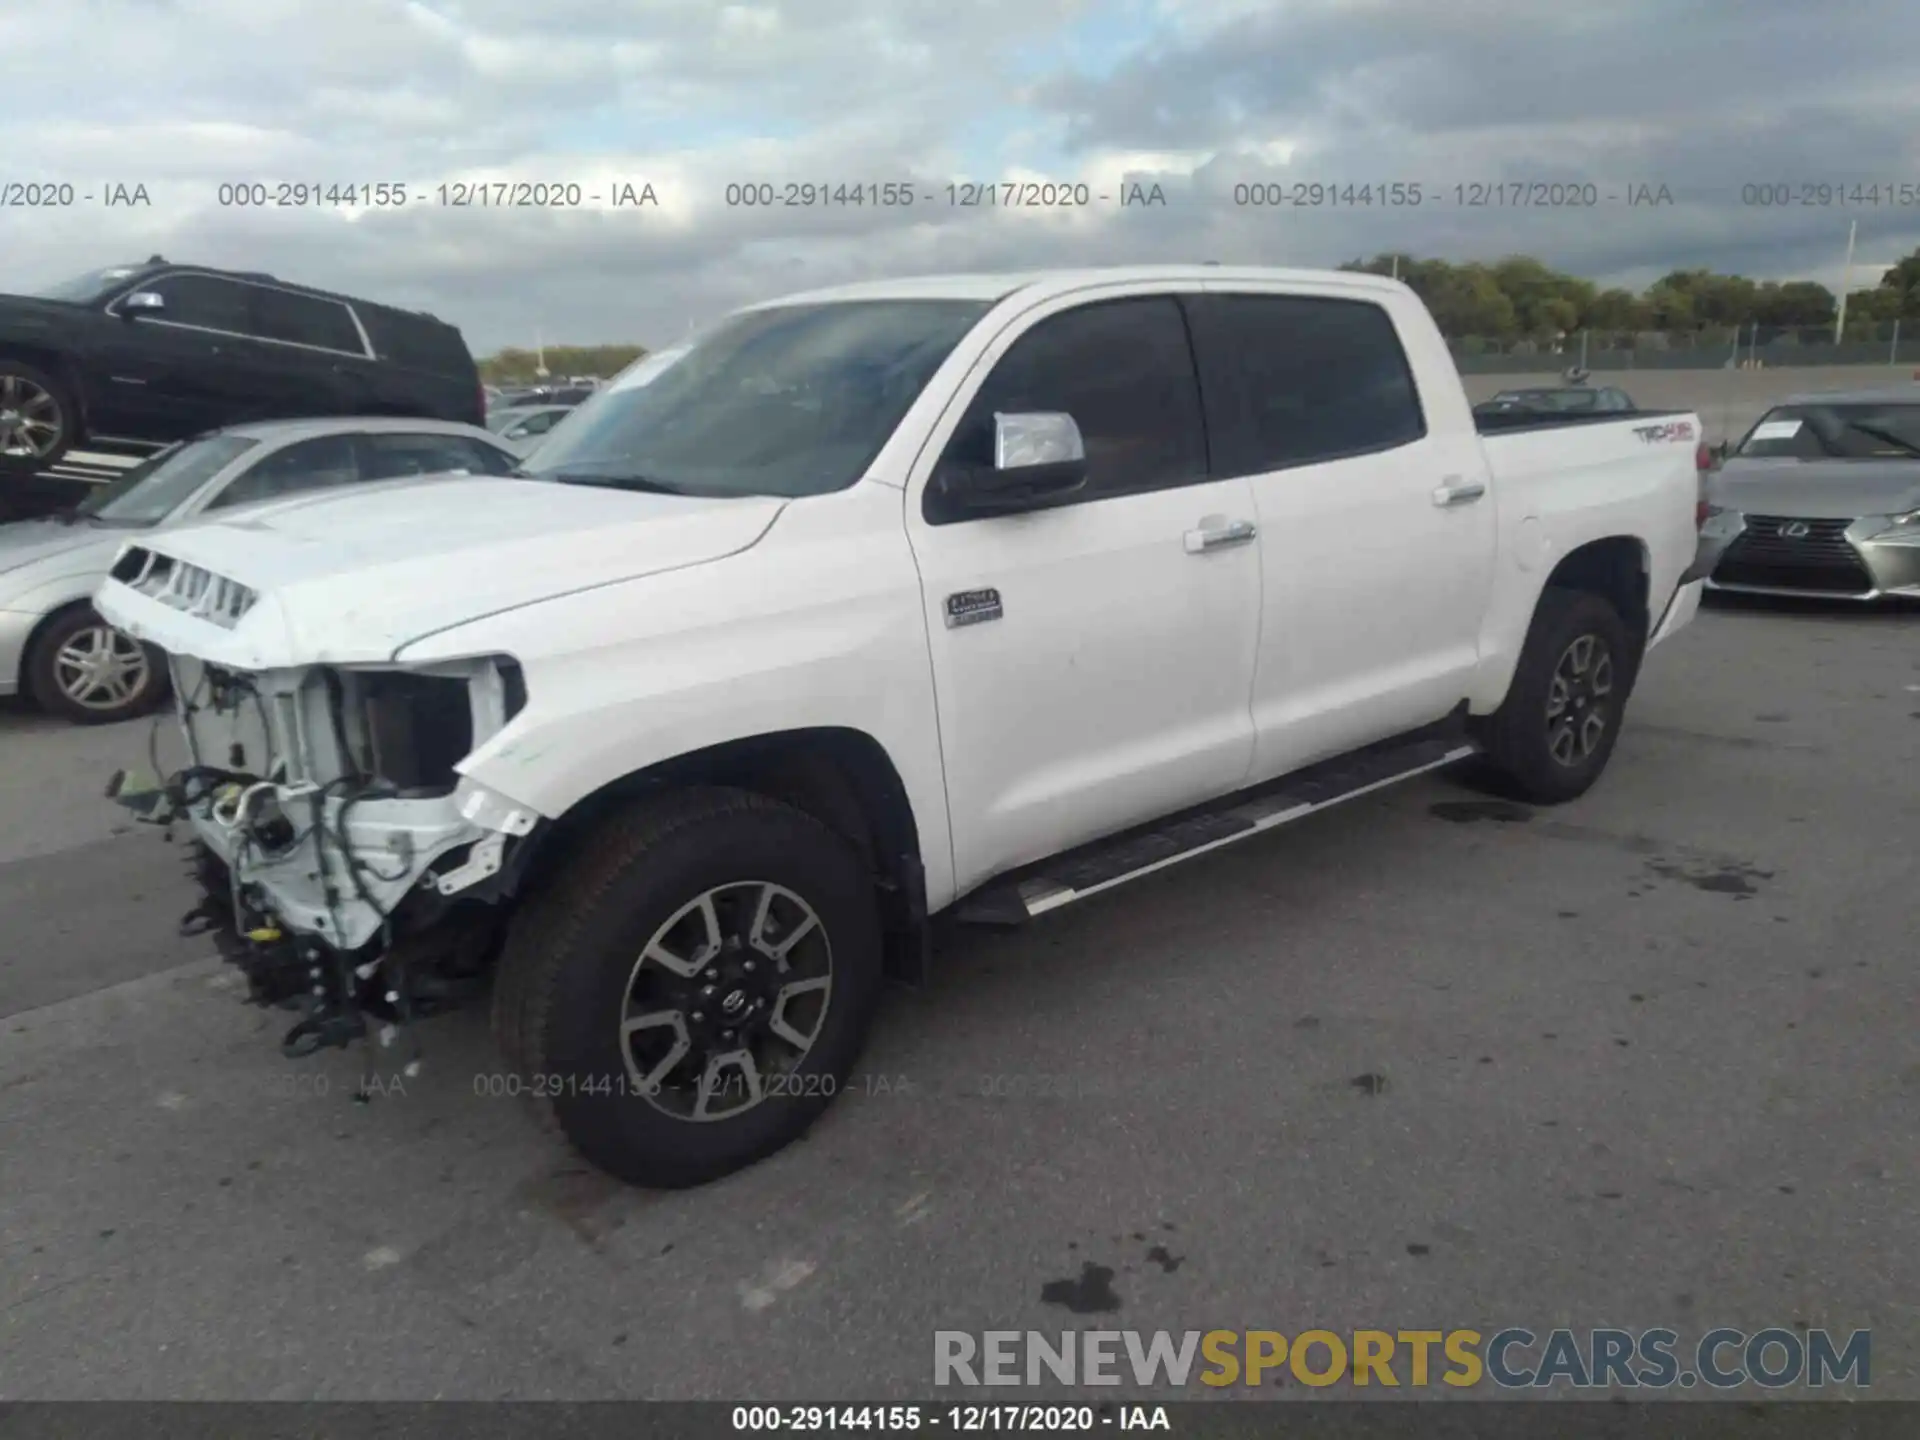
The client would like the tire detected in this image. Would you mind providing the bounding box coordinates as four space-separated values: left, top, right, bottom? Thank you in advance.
1473 587 1634 805
491 785 885 1188
25 604 172 725
0 358 77 474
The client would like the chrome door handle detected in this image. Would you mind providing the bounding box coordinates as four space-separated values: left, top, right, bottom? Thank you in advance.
1184 518 1258 553
1432 478 1487 507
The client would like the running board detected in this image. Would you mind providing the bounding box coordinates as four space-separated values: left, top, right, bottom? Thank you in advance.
952 728 1478 926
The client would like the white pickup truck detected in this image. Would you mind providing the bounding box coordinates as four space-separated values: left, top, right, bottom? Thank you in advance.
95 265 1708 1188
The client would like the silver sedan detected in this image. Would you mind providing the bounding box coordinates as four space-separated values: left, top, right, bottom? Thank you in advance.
1700 387 1920 601
0 415 519 724
486 403 576 456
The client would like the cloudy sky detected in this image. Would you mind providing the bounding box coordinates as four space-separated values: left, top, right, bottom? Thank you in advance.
4 0 1918 354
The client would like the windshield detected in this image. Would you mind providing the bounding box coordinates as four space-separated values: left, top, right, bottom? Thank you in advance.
31 264 151 304
75 434 261 523
520 299 992 497
1737 402 1920 460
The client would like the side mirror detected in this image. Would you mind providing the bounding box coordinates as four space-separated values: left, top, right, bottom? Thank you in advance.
121 291 165 318
936 412 1088 514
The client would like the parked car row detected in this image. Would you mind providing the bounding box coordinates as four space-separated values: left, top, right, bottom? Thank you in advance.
0 417 519 722
1467 374 1920 604
0 256 485 478
486 402 578 454
493 380 600 407
0 255 622 724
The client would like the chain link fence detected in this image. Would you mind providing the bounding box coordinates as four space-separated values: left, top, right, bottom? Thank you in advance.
1449 323 1920 374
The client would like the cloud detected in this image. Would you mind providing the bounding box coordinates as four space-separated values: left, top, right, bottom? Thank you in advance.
3 0 1919 352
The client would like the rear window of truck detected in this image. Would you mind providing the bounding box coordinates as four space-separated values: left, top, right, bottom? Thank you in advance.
355 308 475 376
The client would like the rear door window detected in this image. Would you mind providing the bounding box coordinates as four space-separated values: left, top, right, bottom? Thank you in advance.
360 432 518 480
1185 292 1427 474
246 287 366 354
355 308 474 376
208 434 361 508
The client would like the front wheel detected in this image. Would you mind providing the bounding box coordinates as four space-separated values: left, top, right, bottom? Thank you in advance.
491 786 885 1188
25 604 172 724
1474 588 1634 804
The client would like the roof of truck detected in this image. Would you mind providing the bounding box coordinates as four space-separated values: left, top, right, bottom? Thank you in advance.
742 265 1409 309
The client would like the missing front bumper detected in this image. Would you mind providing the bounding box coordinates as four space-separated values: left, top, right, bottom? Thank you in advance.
165 652 539 951
132 651 544 1057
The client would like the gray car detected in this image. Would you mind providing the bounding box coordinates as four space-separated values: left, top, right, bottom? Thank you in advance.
1700 387 1920 601
0 416 519 724
485 403 575 455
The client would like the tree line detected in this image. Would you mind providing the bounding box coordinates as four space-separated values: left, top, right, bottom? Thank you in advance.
479 343 648 383
1338 246 1920 339
480 246 1920 363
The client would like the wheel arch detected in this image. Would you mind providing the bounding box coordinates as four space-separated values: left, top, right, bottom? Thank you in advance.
1471 533 1654 715
1541 535 1652 678
510 726 931 982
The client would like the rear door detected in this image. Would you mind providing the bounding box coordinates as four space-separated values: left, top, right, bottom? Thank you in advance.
1187 285 1497 781
904 287 1263 892
236 284 370 420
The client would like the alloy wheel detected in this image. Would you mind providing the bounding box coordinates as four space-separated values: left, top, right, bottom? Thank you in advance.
619 881 834 1122
0 375 64 460
1545 632 1614 766
53 624 152 713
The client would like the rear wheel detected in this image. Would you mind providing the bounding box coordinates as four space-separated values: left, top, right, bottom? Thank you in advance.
1474 587 1633 804
25 604 171 724
0 359 77 474
492 786 885 1188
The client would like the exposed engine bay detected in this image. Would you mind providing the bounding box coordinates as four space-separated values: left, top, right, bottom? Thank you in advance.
112 649 542 1060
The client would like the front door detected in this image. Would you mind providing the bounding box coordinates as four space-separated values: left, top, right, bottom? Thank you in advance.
905 288 1263 895
90 272 262 441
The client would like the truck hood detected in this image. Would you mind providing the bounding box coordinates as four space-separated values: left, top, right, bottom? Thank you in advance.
93 476 788 667
1707 458 1920 520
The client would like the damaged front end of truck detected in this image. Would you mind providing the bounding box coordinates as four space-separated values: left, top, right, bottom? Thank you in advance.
96 542 546 1059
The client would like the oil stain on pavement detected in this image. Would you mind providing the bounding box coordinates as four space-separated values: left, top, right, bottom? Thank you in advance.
1041 1262 1121 1313
1643 856 1775 897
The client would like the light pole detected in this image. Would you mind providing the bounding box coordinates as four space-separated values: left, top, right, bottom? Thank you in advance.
1833 219 1857 345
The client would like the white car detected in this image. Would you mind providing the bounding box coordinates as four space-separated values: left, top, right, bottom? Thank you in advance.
0 417 518 723
96 265 1706 1187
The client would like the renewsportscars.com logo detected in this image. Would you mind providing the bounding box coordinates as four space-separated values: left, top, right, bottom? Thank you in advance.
934 1328 1871 1390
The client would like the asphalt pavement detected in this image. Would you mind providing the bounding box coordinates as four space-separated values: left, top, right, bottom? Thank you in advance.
2 594 1918 1400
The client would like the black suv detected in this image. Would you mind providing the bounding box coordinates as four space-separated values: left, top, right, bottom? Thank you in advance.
0 257 485 477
